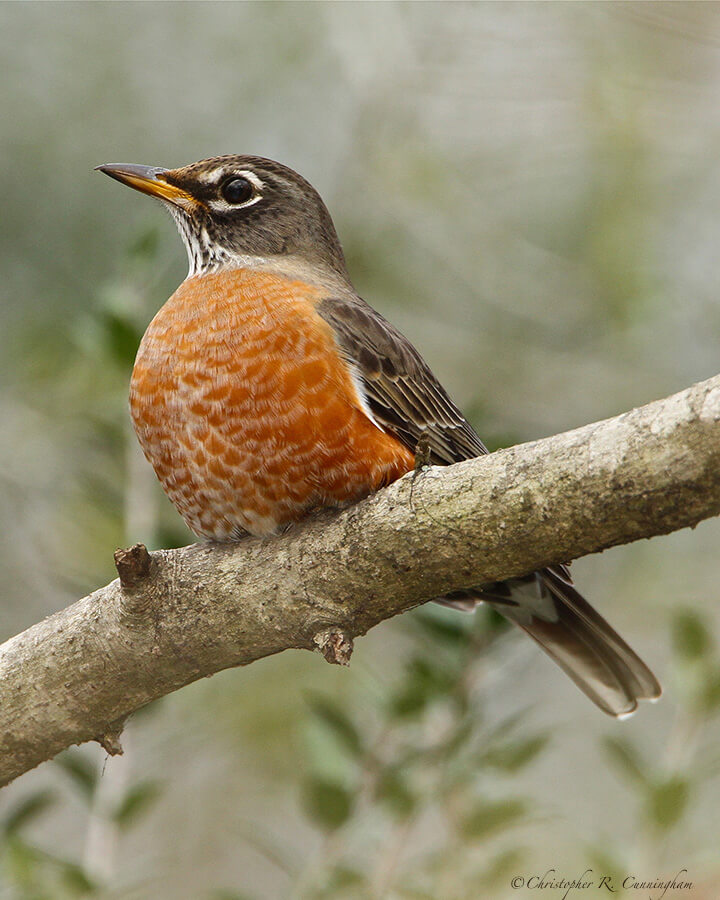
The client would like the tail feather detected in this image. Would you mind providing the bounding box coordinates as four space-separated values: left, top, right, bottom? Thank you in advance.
437 568 661 717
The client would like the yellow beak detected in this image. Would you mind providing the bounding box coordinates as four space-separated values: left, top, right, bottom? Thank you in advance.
95 163 196 209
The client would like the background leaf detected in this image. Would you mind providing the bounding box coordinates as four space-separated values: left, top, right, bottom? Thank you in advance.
478 734 549 773
113 780 162 829
672 611 713 662
54 751 97 801
646 776 690 831
306 695 363 758
302 777 354 831
602 737 648 786
460 799 527 841
2 791 56 836
375 767 416 819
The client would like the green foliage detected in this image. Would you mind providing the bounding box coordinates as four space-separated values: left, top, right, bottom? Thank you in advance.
1 791 56 837
596 607 720 873
475 847 526 889
699 665 720 713
0 227 167 895
672 610 713 662
602 736 649 786
460 799 527 841
305 694 364 759
301 777 354 831
58 862 98 896
3 838 46 897
410 609 470 646
98 308 143 369
390 654 460 718
645 776 690 832
313 865 366 899
291 604 720 895
671 609 720 717
0 748 162 899
112 779 162 829
586 848 624 887
374 766 416 820
477 734 549 773
294 606 550 896
54 750 98 800
1 835 100 899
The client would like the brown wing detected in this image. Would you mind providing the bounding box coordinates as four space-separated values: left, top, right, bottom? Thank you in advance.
317 294 487 464
318 292 572 590
317 292 662 717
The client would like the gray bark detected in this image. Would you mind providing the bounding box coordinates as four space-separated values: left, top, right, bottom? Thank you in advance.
1 374 719 787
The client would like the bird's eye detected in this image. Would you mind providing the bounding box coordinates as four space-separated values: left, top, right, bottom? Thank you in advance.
221 177 255 205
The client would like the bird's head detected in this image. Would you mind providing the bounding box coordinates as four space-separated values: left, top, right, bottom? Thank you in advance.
96 155 349 282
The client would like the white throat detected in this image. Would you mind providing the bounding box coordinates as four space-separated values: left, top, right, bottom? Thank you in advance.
164 203 236 278
163 203 352 293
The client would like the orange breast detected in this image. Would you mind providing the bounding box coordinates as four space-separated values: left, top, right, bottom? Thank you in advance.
130 268 414 539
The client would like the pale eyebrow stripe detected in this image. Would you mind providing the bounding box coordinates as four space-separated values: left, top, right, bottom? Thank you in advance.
195 168 265 191
235 169 265 191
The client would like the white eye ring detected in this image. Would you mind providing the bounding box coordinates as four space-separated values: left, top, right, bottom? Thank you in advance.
210 169 264 212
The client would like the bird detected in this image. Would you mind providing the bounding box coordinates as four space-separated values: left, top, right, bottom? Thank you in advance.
97 155 661 717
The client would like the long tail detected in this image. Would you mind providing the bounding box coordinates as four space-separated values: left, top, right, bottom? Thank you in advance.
439 567 661 717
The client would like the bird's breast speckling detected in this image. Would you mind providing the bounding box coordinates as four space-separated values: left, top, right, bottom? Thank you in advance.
130 268 414 539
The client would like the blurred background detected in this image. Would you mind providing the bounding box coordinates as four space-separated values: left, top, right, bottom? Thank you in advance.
1 3 720 898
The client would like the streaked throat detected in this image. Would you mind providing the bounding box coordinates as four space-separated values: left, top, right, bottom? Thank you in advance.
164 204 234 278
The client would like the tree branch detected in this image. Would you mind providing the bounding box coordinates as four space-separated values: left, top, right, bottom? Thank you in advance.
2 374 720 787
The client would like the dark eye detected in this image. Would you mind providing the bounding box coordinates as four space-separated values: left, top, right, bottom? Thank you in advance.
221 177 254 205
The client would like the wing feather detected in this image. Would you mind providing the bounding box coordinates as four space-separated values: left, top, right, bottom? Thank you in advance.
317 295 487 464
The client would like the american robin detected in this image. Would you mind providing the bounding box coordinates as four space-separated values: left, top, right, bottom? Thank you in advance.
97 156 661 716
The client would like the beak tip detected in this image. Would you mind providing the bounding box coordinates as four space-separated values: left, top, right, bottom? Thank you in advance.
94 163 168 176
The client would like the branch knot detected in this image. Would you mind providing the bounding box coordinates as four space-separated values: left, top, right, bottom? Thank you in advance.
95 718 125 756
114 543 152 590
313 627 354 666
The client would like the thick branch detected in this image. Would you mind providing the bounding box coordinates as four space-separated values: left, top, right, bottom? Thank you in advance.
2 375 720 786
